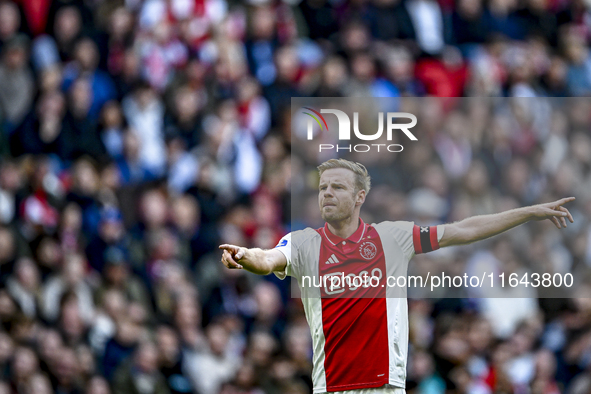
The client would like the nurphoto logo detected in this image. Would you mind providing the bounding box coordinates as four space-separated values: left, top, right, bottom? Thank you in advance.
302 107 418 153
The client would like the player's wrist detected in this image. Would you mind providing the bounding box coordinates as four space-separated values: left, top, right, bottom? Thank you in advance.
526 205 544 220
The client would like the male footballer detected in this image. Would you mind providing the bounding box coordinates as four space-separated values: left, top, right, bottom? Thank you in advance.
219 158 574 394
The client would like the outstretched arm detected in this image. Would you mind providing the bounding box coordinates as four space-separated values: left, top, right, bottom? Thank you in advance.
439 197 575 248
219 244 287 275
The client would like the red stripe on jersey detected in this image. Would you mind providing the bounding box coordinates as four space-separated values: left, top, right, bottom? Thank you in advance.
429 225 440 251
321 298 389 391
413 225 423 254
318 225 390 391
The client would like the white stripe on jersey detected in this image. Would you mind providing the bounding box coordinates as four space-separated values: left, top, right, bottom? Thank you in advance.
374 222 412 388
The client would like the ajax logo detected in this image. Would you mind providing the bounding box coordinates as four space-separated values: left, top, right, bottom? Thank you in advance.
359 241 377 260
302 107 417 153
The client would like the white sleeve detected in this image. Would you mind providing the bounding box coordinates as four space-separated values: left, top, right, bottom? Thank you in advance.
387 221 416 261
273 233 293 280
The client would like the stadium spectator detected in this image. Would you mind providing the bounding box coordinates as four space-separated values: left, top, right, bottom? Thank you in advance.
0 34 35 133
112 340 170 394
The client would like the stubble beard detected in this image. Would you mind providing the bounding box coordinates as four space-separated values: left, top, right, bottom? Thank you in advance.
321 209 345 223
321 203 354 224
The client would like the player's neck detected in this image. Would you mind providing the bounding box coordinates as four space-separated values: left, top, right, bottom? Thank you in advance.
326 214 361 239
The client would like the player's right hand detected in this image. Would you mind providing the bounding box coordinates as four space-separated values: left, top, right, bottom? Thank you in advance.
532 197 575 229
219 244 245 269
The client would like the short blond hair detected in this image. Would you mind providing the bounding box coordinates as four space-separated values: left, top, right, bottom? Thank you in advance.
317 159 371 194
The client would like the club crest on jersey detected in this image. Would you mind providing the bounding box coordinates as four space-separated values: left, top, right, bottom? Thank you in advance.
359 241 377 260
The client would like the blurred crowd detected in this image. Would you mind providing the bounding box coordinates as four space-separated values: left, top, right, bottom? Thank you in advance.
1 0 591 394
292 96 591 393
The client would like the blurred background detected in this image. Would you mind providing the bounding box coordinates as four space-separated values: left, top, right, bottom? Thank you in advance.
1 0 591 394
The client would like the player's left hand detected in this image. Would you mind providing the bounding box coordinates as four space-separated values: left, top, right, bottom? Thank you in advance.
532 197 575 229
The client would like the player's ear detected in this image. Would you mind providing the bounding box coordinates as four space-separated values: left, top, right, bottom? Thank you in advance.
356 189 366 206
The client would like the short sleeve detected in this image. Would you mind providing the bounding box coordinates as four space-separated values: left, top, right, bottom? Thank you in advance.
382 221 415 261
273 233 293 280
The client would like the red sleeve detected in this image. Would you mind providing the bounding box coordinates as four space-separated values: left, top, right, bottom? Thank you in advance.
412 225 440 254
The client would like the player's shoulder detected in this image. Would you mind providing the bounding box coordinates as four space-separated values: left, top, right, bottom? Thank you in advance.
372 221 416 257
282 227 321 246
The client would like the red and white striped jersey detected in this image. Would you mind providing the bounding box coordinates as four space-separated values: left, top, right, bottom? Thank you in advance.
274 219 443 393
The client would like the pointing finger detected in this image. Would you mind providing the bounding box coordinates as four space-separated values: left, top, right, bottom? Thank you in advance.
219 244 237 252
557 197 576 205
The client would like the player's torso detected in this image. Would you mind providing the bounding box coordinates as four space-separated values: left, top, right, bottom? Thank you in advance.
295 222 409 393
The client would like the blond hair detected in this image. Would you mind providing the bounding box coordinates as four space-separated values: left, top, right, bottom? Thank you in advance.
317 159 371 194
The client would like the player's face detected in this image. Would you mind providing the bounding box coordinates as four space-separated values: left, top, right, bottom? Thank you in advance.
318 168 360 223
